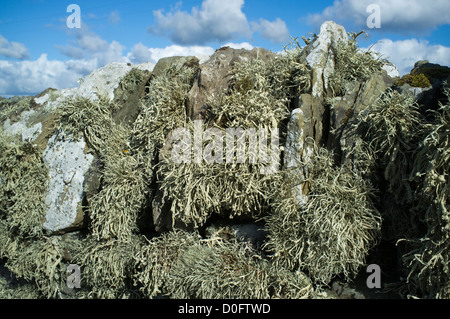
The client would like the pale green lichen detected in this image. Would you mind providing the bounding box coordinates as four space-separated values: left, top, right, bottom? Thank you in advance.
401 86 450 299
330 31 386 96
0 129 49 238
165 239 313 299
265 146 381 285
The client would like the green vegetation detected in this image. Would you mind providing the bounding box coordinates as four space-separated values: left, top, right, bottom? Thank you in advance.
398 73 432 88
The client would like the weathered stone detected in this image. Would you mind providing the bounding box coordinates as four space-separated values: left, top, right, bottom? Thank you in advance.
187 46 275 120
152 56 199 78
332 72 393 164
42 131 94 233
152 189 172 233
0 63 155 234
284 94 325 171
300 21 347 98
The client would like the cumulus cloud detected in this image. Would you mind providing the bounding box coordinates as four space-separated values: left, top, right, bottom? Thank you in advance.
55 45 85 60
0 54 96 96
251 18 290 44
1 39 219 96
366 38 450 75
128 43 216 64
76 33 108 52
0 35 30 60
58 28 128 67
307 0 450 34
149 0 252 45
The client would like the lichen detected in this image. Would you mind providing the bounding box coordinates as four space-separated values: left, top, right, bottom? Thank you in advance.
329 31 386 96
265 146 381 285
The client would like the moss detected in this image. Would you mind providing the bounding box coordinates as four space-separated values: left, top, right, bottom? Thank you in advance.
363 89 422 205
209 50 309 129
0 96 34 124
132 65 195 154
398 73 432 88
133 230 202 298
88 124 148 241
4 237 65 298
412 66 450 82
233 75 254 94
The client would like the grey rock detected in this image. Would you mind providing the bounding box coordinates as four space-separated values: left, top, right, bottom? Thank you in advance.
301 21 347 98
42 131 94 233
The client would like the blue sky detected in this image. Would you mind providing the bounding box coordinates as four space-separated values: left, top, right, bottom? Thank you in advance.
0 0 449 96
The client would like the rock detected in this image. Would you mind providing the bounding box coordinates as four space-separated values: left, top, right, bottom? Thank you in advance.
1 63 156 235
187 46 275 120
284 94 325 169
283 22 349 205
42 131 94 233
332 72 393 165
152 190 172 233
382 62 400 79
300 21 347 98
152 56 199 78
398 61 450 113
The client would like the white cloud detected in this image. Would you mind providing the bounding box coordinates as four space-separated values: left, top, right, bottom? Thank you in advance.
109 10 121 24
0 54 96 96
128 43 216 64
59 28 128 67
251 18 290 44
222 42 254 50
128 43 153 64
0 35 30 60
55 45 85 59
366 39 450 75
307 0 450 33
76 33 108 52
149 0 252 45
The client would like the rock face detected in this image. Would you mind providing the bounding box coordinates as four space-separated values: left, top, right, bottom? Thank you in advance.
42 131 94 233
399 60 450 112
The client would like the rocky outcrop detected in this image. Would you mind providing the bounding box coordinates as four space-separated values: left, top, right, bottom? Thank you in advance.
1 62 153 234
300 21 347 98
1 20 448 299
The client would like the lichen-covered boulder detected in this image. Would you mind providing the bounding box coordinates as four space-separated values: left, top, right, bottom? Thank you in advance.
187 46 276 119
